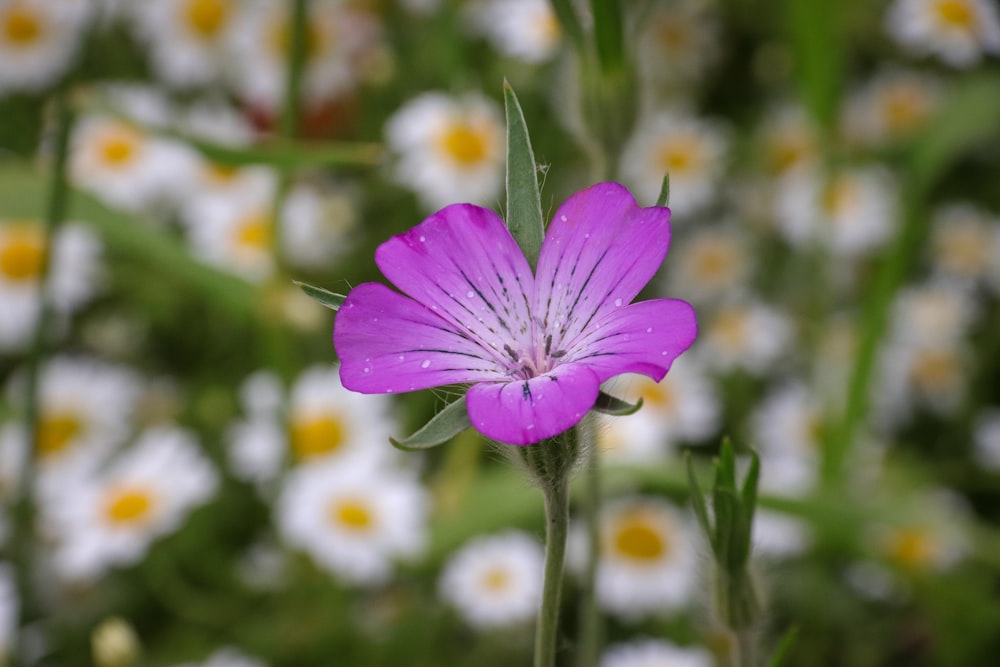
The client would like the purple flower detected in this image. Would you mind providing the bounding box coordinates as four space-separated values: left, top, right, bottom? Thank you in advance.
334 182 697 445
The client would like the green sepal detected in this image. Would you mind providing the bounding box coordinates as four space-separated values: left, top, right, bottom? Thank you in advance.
503 81 545 270
389 396 471 451
685 451 714 550
655 172 671 208
592 391 643 416
293 281 346 311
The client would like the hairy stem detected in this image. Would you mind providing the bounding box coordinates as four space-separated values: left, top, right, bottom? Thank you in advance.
536 474 570 667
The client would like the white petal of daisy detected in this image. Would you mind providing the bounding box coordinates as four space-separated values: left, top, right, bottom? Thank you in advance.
280 183 358 270
183 191 277 282
752 383 825 466
226 416 285 487
875 337 968 426
277 459 429 586
699 301 793 376
600 638 713 667
41 426 218 581
620 110 728 218
868 489 969 572
757 103 821 177
385 92 505 210
594 497 698 619
889 279 977 347
886 0 1000 67
972 409 1000 471
601 357 721 463
635 0 721 87
466 0 561 63
0 0 91 93
438 531 543 629
775 165 898 258
930 202 1000 285
753 510 811 559
0 220 102 352
131 0 240 87
841 69 943 147
172 647 268 667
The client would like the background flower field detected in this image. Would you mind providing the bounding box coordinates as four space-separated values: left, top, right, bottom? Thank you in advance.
2 0 1000 665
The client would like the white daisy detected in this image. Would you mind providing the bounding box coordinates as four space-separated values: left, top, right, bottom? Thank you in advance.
42 426 218 581
0 563 15 661
279 182 358 270
183 185 278 282
752 383 825 466
841 69 943 147
594 497 698 619
889 279 976 347
972 409 1000 471
929 202 1000 285
68 114 199 214
886 0 1000 67
753 510 810 559
699 301 793 376
385 91 505 210
876 336 968 425
277 459 429 586
600 357 721 463
467 0 561 63
870 490 969 572
620 110 728 218
600 638 713 667
775 165 898 258
666 224 753 304
757 103 821 177
0 0 91 93
130 0 241 88
634 0 720 88
1 356 141 488
438 531 543 629
0 219 102 352
227 0 382 110
173 647 268 667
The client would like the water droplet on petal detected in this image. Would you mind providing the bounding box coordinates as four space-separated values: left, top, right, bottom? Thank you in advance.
419 235 426 242
398 355 405 361
646 327 653 333
467 290 474 298
560 215 567 222
421 360 431 369
614 298 623 307
363 367 371 373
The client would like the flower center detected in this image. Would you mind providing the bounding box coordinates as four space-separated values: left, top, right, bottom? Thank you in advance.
328 498 373 532
437 122 491 166
713 309 749 349
204 163 241 185
935 0 974 29
886 528 935 569
183 0 229 38
768 136 809 174
910 348 958 391
611 514 669 562
98 128 142 168
656 17 691 51
290 414 346 460
657 134 702 175
882 87 928 135
819 177 856 219
639 379 675 412
693 243 735 283
269 16 324 60
234 215 272 251
937 226 987 273
480 567 511 592
2 4 43 46
35 412 83 458
104 486 155 526
0 225 45 282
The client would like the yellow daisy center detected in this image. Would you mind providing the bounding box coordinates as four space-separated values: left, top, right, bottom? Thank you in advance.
35 412 83 458
768 136 810 174
935 0 974 29
713 309 749 349
0 225 45 282
480 567 511 592
97 127 143 169
936 226 988 274
910 348 959 392
2 4 44 46
104 486 155 526
656 17 691 51
657 134 703 175
639 379 675 412
692 243 736 283
290 414 347 460
269 16 324 60
329 497 373 532
610 512 669 562
437 122 492 166
819 177 856 220
882 87 928 135
886 528 935 569
233 215 272 251
183 0 229 38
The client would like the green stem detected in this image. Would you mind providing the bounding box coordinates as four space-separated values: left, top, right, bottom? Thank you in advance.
735 627 757 667
576 424 601 667
536 473 569 667
12 89 74 667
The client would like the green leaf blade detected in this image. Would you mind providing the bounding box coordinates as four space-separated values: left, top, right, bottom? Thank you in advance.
503 81 545 270
293 281 346 311
390 396 472 451
592 391 643 416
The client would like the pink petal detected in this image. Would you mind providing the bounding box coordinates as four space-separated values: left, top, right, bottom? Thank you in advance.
568 299 697 383
533 182 671 355
466 363 600 445
374 204 535 370
334 283 506 394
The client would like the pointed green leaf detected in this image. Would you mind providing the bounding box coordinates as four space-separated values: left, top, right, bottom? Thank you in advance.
741 449 761 531
718 439 737 490
293 280 345 311
767 626 800 667
390 396 471 451
589 0 624 74
713 486 736 565
685 452 714 550
593 391 643 416
503 81 545 270
655 172 671 208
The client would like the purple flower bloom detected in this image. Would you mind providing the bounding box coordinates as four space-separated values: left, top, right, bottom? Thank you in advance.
334 182 697 445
